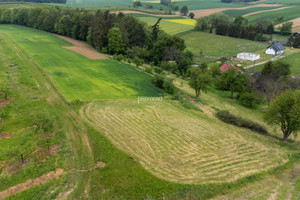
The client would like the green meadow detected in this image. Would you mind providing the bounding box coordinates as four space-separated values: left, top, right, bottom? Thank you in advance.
0 25 161 102
181 31 268 58
282 52 300 76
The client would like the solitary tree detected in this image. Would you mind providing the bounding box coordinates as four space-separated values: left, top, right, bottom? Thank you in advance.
264 89 300 142
188 68 212 98
180 5 188 16
189 12 195 19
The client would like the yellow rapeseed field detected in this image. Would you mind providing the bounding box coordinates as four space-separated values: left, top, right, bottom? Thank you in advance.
167 19 197 26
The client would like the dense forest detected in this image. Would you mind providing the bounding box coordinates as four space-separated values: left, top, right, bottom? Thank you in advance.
0 7 192 75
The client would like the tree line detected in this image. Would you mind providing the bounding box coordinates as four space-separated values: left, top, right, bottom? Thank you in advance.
195 13 281 41
0 7 194 74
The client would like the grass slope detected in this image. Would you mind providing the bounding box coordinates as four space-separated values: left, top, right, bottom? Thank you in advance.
80 99 287 184
0 31 70 195
181 31 268 58
0 25 161 102
281 52 300 76
1 24 298 199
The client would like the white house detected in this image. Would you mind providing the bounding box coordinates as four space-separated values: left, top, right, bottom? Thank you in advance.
237 52 260 61
265 42 286 55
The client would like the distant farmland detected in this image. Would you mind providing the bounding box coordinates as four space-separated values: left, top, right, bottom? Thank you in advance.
222 6 285 18
181 31 268 58
246 6 300 25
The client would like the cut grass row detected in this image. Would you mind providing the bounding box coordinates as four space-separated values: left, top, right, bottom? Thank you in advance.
80 99 287 184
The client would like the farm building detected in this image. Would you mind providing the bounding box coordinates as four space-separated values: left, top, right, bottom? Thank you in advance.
237 53 260 61
265 42 286 55
220 63 240 72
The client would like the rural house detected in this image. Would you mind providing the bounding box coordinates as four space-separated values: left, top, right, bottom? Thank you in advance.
220 63 240 72
265 42 286 55
237 52 260 61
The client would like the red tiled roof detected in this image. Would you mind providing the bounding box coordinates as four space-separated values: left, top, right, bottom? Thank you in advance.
220 63 240 72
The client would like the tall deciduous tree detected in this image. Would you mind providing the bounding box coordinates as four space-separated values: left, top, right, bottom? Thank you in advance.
188 68 212 98
180 6 188 16
264 89 300 141
108 27 125 54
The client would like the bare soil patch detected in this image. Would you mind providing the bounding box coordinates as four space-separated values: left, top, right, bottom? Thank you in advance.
188 4 282 18
0 169 64 199
0 98 14 108
0 132 10 140
243 6 292 17
95 161 106 168
54 34 107 60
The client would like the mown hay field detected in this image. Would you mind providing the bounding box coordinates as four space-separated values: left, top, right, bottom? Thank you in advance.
181 31 268 58
80 100 287 184
0 25 161 101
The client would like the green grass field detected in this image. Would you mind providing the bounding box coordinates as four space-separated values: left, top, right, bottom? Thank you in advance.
181 31 268 58
1 24 299 199
282 52 300 76
246 6 300 25
0 25 161 102
0 30 69 195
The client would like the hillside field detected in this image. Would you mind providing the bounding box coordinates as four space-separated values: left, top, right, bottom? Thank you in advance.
0 25 161 102
0 23 299 199
181 31 268 58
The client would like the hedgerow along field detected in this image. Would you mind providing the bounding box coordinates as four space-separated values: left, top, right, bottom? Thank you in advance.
181 31 268 58
0 25 161 102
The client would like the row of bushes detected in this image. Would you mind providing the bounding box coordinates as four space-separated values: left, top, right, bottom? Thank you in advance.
216 110 267 134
